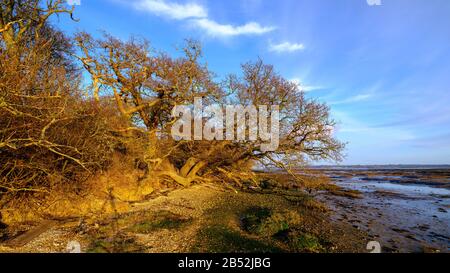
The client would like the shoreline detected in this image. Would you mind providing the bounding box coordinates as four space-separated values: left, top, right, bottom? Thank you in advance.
0 183 368 253
1 168 448 253
319 169 449 253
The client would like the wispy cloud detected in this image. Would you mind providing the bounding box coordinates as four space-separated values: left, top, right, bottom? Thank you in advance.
290 78 324 92
403 132 450 148
133 0 207 20
330 93 373 105
329 83 382 105
376 104 450 128
333 110 416 142
269 42 305 53
130 0 275 37
192 18 275 37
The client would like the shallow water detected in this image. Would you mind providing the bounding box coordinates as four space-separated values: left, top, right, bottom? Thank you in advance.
319 171 450 253
341 177 450 196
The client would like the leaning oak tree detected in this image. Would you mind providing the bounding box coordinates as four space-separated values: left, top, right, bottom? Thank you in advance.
75 33 344 187
162 60 345 186
74 33 223 186
219 60 345 184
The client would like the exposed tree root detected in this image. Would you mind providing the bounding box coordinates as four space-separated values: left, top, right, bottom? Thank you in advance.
152 158 209 187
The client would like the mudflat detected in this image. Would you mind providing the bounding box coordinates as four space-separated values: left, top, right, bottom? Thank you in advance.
317 166 450 253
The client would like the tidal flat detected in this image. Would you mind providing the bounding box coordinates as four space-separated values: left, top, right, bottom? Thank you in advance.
316 166 450 253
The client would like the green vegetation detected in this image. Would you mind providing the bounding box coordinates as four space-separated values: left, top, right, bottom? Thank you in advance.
128 211 193 234
88 233 145 253
240 207 302 237
288 233 326 253
193 226 283 253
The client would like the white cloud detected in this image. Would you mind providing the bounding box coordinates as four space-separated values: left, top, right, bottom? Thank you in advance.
327 83 381 105
192 18 275 37
290 78 324 92
128 0 275 38
269 42 305 53
332 110 415 140
133 0 207 20
330 93 374 105
346 93 373 102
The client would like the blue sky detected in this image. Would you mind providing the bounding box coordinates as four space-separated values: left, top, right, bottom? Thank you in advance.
56 0 450 165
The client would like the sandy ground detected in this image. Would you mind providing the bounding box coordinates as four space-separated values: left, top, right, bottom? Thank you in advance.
0 183 368 253
3 169 446 253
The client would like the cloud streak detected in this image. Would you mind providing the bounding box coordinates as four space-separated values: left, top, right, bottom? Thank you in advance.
290 78 324 92
269 42 305 53
328 83 383 105
131 0 275 37
192 18 275 37
329 93 373 105
133 0 206 20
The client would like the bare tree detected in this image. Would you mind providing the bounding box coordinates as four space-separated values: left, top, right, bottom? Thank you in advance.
74 33 344 187
193 59 345 185
0 0 76 52
74 33 223 186
0 1 123 210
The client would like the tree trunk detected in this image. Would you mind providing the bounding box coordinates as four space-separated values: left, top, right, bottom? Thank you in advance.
153 157 207 187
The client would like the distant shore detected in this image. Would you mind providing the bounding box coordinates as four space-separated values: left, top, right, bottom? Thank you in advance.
310 165 450 170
